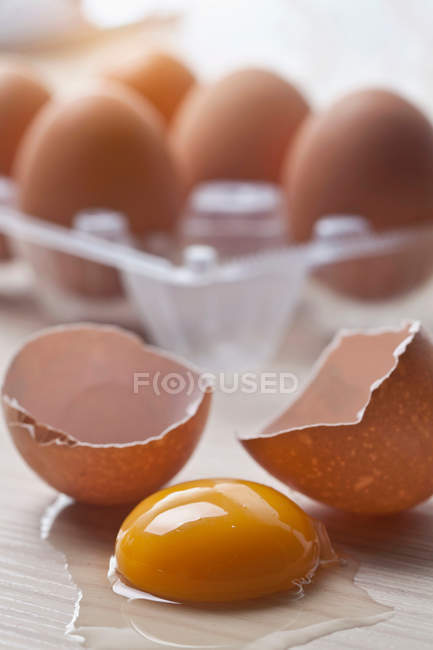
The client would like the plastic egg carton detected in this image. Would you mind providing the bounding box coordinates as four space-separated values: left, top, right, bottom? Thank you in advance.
1 181 433 370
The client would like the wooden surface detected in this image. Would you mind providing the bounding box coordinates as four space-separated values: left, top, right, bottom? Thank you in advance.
1 267 433 649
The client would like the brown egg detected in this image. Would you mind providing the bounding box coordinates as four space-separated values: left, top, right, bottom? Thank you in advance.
15 83 179 235
284 89 433 299
0 64 50 176
105 52 196 126
1 324 212 505
241 320 433 515
170 68 309 192
0 64 50 260
14 84 181 297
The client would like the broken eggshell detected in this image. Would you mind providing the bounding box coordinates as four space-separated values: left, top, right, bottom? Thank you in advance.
1 324 212 505
241 320 433 515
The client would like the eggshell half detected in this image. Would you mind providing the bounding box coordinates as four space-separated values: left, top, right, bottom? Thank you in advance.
2 325 211 505
284 89 433 299
241 321 433 514
105 52 196 125
170 68 309 191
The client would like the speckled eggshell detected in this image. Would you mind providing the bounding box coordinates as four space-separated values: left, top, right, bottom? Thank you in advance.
2 324 211 505
241 321 433 515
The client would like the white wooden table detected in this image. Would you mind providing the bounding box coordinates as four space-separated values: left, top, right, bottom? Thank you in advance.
1 267 433 649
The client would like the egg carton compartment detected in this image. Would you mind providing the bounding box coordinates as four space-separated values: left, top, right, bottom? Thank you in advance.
1 185 433 369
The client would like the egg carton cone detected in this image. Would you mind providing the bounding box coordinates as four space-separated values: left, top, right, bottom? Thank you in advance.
1 192 433 369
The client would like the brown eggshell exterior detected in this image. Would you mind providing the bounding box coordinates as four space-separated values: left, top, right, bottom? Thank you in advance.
16 242 123 299
0 65 50 176
314 243 433 301
170 68 309 192
3 390 211 506
0 65 50 260
284 90 433 299
14 85 181 297
242 323 433 514
0 235 11 261
1 325 212 505
106 52 196 125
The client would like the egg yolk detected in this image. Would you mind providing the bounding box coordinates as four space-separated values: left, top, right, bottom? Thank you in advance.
115 478 322 603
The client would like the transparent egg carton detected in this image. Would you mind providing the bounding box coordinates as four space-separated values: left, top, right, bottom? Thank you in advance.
1 180 433 370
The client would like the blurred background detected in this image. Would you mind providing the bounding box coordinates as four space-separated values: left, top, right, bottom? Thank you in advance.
2 0 433 369
1 0 433 107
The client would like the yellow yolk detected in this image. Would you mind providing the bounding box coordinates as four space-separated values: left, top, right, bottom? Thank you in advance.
115 478 322 603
